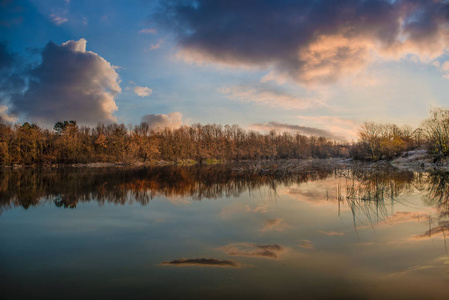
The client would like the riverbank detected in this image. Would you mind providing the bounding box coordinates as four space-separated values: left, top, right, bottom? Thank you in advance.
389 150 449 172
3 152 449 173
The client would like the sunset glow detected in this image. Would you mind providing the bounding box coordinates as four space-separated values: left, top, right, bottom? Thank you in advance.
2 0 449 140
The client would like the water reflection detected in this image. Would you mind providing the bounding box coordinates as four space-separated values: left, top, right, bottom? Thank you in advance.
1 164 449 219
424 171 449 217
1 164 449 299
0 163 335 210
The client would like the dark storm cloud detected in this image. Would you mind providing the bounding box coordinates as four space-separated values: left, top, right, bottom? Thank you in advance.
251 121 343 141
10 39 121 125
156 0 449 84
161 258 241 268
0 42 23 97
0 41 23 122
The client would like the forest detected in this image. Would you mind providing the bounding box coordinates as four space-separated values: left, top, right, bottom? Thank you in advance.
0 108 448 166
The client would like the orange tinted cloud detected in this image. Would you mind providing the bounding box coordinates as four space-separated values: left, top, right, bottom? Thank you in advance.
299 240 315 249
296 116 360 141
159 1 449 84
409 222 449 241
378 211 429 226
261 218 291 232
221 85 320 110
141 112 183 130
250 121 343 141
318 231 344 236
218 243 285 259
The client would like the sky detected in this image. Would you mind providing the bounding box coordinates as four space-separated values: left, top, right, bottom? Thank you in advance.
2 0 449 141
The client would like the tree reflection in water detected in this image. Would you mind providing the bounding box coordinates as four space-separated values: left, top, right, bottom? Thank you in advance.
1 163 449 229
336 165 416 225
333 165 449 240
422 171 449 241
0 162 335 211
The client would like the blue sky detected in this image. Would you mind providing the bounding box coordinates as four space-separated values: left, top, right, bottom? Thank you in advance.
2 0 449 141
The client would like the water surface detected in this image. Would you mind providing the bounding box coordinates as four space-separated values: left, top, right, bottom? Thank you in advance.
1 164 448 299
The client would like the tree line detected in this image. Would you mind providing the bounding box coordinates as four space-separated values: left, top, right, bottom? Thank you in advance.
352 108 449 161
0 120 348 165
1 107 449 166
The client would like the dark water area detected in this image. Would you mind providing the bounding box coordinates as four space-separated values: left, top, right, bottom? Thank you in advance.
1 163 448 299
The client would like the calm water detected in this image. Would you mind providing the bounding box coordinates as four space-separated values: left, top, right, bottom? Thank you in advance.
1 164 448 299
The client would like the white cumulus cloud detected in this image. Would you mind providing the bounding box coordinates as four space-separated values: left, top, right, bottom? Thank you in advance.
11 39 121 125
134 86 153 97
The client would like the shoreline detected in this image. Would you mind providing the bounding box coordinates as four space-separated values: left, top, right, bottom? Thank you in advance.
3 152 449 173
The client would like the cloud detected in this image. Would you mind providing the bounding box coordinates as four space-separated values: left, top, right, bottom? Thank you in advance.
10 39 121 125
161 258 240 268
134 86 153 97
250 121 342 141
436 60 449 78
218 243 285 259
378 211 429 226
384 265 436 278
318 231 344 236
149 41 162 51
409 221 449 241
299 240 315 250
220 203 269 218
249 205 268 214
284 184 340 207
220 85 320 110
140 28 157 34
0 41 26 109
157 0 449 85
261 218 291 232
354 242 375 247
0 105 16 123
141 112 183 130
50 13 68 25
296 116 360 141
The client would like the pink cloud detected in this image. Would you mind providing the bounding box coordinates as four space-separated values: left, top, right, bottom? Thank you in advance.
318 230 344 236
261 218 291 232
140 28 157 34
299 240 315 249
220 85 321 110
379 211 429 226
409 222 449 241
218 243 285 259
